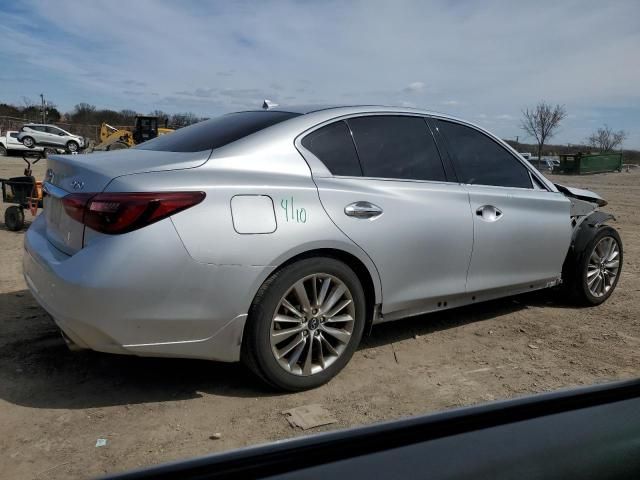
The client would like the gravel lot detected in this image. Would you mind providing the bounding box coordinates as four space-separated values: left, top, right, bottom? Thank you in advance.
1 154 638 479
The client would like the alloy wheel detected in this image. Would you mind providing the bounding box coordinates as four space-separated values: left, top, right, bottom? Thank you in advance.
270 273 355 376
587 236 620 297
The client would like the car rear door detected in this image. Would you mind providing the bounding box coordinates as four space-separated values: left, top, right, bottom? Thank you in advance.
433 119 571 293
299 114 473 317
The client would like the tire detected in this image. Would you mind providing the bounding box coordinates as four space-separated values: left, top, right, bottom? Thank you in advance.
566 226 622 306
4 206 25 231
0 144 7 156
243 257 366 391
22 136 35 148
66 141 79 153
44 148 56 158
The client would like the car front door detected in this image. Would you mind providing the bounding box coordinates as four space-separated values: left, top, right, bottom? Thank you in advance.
46 126 65 146
433 119 572 294
299 115 474 318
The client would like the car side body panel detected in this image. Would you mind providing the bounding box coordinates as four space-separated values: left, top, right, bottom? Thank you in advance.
107 144 383 304
465 185 571 292
314 176 473 316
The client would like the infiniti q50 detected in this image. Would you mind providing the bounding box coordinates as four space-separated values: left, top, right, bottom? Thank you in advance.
23 105 622 390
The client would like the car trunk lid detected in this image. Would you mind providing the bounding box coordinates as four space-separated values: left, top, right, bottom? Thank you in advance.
43 149 210 255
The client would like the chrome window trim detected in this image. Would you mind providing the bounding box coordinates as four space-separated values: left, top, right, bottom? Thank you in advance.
428 115 553 192
295 111 451 183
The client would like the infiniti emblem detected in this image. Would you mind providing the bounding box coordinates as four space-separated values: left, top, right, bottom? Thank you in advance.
71 179 85 190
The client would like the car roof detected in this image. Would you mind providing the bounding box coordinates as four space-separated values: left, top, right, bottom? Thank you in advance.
240 104 454 117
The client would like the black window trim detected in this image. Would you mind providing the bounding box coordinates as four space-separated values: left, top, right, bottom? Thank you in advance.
429 116 553 192
296 112 457 185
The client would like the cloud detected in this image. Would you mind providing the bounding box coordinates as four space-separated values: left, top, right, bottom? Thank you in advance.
0 0 638 146
122 79 147 87
403 82 425 94
496 114 514 120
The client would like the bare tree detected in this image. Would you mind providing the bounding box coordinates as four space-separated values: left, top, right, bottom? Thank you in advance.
520 101 567 161
587 124 626 151
21 96 36 108
170 112 200 128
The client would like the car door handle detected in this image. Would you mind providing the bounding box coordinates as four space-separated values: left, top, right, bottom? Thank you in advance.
344 201 383 219
476 205 503 222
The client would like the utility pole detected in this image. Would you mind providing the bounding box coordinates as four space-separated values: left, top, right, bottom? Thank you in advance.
40 93 48 123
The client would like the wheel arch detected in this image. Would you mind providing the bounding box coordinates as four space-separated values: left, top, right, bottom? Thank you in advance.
563 211 616 282
246 245 382 335
572 211 616 254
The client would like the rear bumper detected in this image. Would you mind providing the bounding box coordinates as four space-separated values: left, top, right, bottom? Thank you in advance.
23 215 272 361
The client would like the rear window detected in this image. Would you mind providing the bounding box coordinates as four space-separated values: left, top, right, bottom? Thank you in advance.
137 111 300 152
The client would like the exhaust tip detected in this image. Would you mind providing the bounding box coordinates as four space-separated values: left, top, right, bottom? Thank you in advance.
60 330 86 351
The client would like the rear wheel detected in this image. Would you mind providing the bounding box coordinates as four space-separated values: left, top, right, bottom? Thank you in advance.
243 257 366 391
4 206 25 231
0 144 7 156
568 226 622 305
22 136 35 148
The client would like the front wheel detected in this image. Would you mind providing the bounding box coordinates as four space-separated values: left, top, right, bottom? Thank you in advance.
66 141 79 153
569 226 622 305
243 257 366 391
0 144 7 156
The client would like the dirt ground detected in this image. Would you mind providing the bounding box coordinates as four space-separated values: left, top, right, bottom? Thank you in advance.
1 154 638 479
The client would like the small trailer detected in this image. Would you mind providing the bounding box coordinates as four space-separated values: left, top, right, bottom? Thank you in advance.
557 152 623 174
1 152 44 231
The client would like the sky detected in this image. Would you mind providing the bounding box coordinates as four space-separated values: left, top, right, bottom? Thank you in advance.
1 0 639 148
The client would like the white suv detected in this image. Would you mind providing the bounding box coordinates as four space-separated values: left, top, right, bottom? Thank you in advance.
18 124 85 153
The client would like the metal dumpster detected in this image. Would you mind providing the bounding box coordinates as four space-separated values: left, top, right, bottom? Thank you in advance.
557 152 623 174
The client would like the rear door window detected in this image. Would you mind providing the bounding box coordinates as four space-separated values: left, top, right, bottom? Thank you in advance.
347 116 446 181
301 121 362 176
137 111 300 152
435 120 532 188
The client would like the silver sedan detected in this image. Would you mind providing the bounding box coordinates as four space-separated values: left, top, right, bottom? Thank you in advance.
23 105 622 390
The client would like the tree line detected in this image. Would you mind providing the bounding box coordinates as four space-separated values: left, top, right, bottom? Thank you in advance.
0 98 631 157
0 100 205 129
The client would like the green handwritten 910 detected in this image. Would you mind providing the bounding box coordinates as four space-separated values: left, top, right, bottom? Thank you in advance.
280 197 307 223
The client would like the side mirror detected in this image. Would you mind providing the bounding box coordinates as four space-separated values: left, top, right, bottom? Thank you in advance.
59 132 66 136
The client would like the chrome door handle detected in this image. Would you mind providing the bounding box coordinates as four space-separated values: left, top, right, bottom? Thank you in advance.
476 205 503 222
344 201 383 219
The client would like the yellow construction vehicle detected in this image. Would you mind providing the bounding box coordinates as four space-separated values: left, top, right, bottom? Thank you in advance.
89 116 174 151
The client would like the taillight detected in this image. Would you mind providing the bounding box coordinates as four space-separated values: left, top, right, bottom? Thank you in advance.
62 191 205 234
